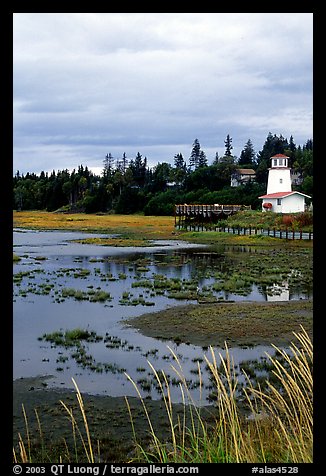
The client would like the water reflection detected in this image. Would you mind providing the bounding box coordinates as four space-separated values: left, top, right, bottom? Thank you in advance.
266 281 290 301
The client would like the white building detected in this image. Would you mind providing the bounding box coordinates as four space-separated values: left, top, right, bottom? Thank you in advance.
230 168 256 187
259 154 311 213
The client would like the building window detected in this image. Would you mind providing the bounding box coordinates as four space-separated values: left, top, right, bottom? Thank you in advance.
277 198 282 205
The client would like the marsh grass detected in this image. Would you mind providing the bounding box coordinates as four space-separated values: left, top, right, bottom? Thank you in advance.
40 328 102 347
13 253 21 262
13 211 176 241
13 210 313 250
125 326 313 463
13 328 312 463
13 379 99 464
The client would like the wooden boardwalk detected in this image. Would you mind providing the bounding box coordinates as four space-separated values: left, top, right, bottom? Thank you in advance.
174 203 250 224
174 204 312 240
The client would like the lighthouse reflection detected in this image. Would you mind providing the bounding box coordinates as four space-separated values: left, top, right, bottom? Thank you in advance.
266 280 290 301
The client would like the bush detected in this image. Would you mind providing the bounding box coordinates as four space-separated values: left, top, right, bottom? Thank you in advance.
281 214 294 227
144 190 180 216
296 211 313 227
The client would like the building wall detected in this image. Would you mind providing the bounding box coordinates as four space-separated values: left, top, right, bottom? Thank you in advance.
266 168 292 194
261 195 305 213
280 195 305 213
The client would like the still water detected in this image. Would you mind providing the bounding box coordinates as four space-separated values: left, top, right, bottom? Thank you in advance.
13 229 311 404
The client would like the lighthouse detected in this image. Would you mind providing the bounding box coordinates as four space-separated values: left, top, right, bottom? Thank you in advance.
259 154 311 213
266 154 292 194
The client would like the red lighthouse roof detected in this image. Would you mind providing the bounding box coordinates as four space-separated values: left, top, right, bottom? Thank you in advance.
271 153 289 158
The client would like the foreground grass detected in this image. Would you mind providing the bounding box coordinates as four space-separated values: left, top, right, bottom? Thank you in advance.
14 328 312 463
126 326 312 463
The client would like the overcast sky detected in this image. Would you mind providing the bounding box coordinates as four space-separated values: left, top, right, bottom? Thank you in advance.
13 12 313 176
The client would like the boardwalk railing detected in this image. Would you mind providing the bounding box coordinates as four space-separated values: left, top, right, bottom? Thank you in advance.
217 226 312 240
175 203 250 217
175 223 313 240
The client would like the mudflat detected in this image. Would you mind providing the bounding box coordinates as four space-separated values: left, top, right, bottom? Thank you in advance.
13 375 218 462
125 300 313 347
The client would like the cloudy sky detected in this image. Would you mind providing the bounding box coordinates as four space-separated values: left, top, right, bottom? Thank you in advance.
13 12 313 176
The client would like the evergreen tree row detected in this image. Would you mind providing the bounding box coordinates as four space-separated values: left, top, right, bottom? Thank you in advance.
13 133 313 215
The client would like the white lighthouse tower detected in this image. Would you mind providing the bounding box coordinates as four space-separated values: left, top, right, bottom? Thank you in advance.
266 154 292 194
259 154 311 213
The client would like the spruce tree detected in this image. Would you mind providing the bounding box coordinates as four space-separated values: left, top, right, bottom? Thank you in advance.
173 153 187 184
103 153 114 178
198 150 208 168
224 134 233 157
238 139 255 166
189 139 201 170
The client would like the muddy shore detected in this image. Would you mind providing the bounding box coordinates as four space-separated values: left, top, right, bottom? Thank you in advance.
13 375 219 462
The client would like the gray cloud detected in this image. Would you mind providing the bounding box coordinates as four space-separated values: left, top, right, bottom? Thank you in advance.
13 12 313 175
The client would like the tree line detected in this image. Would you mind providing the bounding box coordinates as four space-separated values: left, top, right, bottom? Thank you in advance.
13 133 313 215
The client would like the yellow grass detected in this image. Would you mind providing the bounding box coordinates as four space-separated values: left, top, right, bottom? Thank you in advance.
59 378 95 463
125 326 313 463
13 211 176 241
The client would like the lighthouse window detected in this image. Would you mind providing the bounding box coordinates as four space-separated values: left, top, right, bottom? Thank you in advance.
279 158 283 166
274 159 277 166
280 178 283 183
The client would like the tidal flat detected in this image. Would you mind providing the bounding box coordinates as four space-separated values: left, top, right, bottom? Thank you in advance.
13 218 313 462
125 300 313 347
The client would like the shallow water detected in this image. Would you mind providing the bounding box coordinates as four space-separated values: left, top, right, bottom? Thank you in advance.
13 229 310 404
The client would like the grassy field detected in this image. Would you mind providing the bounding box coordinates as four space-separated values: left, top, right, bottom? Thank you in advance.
13 211 176 235
13 211 176 246
13 210 313 247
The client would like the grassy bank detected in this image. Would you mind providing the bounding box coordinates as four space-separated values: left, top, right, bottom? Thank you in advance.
125 300 313 347
13 210 313 247
13 211 176 242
